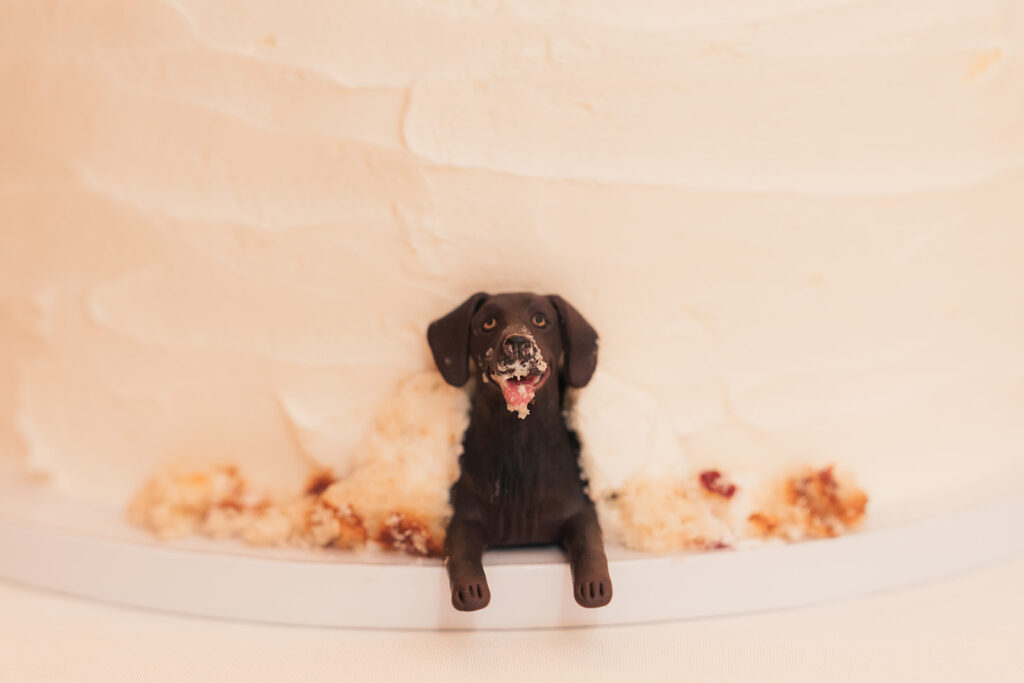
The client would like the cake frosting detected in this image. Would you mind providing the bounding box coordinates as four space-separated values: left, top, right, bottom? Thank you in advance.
2 0 1024 526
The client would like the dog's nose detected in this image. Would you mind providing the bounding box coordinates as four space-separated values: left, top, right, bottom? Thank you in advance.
503 335 532 355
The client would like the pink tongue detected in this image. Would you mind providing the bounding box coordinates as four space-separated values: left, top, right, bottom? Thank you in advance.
501 378 535 407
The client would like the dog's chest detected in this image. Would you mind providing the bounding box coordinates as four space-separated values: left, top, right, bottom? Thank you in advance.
460 424 588 545
495 480 590 542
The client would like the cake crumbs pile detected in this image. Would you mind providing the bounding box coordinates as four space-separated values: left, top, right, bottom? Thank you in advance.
129 372 868 558
593 465 867 553
130 464 867 559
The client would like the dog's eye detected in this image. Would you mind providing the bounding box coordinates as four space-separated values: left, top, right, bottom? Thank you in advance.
532 313 548 328
482 317 497 331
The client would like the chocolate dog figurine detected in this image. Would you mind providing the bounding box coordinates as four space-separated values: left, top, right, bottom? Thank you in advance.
428 292 612 611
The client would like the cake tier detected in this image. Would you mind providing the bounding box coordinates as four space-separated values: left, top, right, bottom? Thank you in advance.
1 0 1023 508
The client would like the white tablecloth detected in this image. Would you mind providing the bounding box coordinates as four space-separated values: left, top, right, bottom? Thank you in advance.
2 557 1022 682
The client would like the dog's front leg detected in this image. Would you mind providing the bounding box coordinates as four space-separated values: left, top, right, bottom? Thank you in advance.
444 515 491 611
561 508 612 608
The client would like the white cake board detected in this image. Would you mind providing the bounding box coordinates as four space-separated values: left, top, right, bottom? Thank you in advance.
1 476 1023 630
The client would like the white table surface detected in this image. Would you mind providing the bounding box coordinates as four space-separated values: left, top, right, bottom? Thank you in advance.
1 556 1022 682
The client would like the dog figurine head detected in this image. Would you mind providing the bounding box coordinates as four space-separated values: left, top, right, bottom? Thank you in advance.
428 292 598 418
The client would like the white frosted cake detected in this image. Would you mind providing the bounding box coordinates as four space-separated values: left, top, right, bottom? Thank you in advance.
2 1 1023 554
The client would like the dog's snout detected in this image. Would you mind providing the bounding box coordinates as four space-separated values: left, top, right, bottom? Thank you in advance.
503 335 532 355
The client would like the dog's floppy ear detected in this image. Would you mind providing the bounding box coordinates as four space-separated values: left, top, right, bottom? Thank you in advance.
548 295 598 388
428 292 489 387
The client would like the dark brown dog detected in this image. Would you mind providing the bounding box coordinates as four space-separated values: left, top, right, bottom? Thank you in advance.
428 292 612 611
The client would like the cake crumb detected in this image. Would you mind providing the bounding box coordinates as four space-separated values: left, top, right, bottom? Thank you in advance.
699 470 737 499
305 470 337 496
596 476 735 553
128 465 252 540
377 512 443 558
749 466 868 540
305 498 368 549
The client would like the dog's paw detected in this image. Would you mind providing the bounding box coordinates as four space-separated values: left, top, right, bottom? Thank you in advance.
451 578 491 612
573 567 612 608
